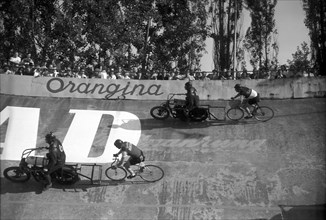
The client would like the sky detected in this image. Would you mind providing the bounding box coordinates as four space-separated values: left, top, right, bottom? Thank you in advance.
200 0 311 71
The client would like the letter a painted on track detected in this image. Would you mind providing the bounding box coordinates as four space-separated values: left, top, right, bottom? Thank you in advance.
0 107 40 160
63 110 141 163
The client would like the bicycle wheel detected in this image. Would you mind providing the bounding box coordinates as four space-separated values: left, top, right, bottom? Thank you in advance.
150 106 170 120
105 167 127 181
253 106 274 122
139 165 164 182
226 108 244 121
3 166 31 183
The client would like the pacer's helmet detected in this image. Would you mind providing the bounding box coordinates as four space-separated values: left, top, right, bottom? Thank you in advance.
45 132 56 143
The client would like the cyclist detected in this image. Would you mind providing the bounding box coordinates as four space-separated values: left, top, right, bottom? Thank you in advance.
231 84 260 119
43 132 66 191
113 139 145 179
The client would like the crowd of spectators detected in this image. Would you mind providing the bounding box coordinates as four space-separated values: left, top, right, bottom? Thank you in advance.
0 51 317 80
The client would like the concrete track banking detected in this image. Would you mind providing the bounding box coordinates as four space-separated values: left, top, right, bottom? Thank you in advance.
1 95 325 220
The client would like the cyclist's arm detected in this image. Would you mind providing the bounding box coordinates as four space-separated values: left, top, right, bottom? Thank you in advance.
232 93 241 99
116 151 127 167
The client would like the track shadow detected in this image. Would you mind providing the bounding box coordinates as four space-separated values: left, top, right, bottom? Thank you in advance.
1 176 159 194
109 117 262 131
270 204 326 220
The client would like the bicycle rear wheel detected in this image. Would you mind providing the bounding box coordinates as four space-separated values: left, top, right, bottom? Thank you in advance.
105 167 127 181
254 106 274 122
226 108 244 121
139 165 164 182
3 166 31 183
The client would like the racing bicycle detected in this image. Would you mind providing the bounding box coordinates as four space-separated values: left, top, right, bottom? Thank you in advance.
226 99 274 122
3 147 79 185
105 156 164 182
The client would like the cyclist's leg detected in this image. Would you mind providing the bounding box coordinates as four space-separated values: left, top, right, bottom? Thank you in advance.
242 99 252 117
123 160 135 177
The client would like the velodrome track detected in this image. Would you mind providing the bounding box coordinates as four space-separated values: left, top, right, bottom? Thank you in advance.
0 94 325 220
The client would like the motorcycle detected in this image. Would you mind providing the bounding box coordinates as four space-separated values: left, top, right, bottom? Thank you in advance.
3 147 79 185
150 93 209 122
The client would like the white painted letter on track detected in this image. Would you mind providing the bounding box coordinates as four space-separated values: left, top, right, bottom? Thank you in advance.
0 107 40 160
63 110 141 163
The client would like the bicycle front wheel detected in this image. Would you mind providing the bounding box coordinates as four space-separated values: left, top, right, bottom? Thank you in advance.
105 167 127 181
3 166 31 183
254 106 274 122
226 108 244 121
139 165 164 182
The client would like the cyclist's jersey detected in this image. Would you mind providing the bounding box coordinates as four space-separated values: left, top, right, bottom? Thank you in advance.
121 142 142 158
238 87 258 99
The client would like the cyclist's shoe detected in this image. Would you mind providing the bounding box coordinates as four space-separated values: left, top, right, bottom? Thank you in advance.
139 166 145 173
244 115 253 119
127 174 136 179
43 183 52 191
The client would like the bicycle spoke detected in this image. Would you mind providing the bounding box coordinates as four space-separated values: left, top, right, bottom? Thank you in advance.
226 108 244 121
105 167 127 181
254 106 274 122
139 165 164 182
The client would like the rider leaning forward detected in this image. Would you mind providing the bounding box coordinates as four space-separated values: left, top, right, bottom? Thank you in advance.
231 84 260 119
113 139 145 179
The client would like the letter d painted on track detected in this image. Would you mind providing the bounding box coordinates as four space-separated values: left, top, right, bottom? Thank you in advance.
63 109 141 163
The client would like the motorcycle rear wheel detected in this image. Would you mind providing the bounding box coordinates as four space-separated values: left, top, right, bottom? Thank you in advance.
54 166 79 185
189 108 208 122
150 106 170 120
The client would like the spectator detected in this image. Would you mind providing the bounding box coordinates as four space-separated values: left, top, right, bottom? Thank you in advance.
9 52 21 64
184 70 195 81
47 65 58 77
124 71 131 79
275 69 286 79
92 67 102 78
33 66 42 77
4 64 14 75
77 68 88 79
201 72 211 80
21 53 34 66
22 63 35 76
99 67 108 79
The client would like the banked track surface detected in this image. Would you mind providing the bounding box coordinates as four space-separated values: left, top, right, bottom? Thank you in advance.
1 94 325 220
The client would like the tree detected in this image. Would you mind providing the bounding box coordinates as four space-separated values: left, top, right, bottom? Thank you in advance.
209 0 245 72
287 41 311 73
302 0 326 75
243 0 278 70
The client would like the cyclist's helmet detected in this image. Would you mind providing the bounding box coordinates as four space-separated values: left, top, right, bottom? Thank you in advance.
114 139 123 149
45 132 56 143
234 84 241 89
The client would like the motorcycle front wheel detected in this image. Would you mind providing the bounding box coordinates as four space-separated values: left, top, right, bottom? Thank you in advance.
150 106 170 120
3 166 31 183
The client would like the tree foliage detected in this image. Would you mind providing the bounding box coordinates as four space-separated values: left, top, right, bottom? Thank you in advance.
243 0 278 70
302 0 326 75
287 41 311 73
0 0 209 73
